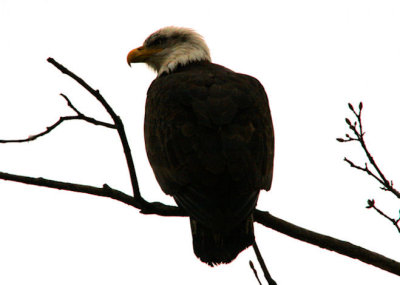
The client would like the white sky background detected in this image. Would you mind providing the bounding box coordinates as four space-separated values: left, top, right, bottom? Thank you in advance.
0 0 399 284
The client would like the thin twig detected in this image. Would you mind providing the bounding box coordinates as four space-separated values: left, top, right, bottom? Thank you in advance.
366 199 400 234
0 116 74 143
253 242 277 285
60 93 82 115
337 102 400 199
47 57 142 201
0 93 115 144
59 93 116 129
249 261 263 285
338 102 400 234
372 206 400 234
344 158 385 186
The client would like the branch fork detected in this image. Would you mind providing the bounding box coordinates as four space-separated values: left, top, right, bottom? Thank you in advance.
338 102 400 233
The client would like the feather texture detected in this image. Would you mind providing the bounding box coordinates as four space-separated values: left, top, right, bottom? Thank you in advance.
144 61 274 265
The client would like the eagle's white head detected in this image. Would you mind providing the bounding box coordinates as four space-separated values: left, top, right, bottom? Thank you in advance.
127 26 211 75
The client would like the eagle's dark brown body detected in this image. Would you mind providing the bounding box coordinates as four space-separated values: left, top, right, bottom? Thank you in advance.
144 61 274 265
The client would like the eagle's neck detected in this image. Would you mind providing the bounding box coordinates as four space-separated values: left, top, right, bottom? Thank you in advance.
158 42 211 75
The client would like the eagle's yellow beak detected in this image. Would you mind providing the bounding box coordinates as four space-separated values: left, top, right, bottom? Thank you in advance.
127 46 163 66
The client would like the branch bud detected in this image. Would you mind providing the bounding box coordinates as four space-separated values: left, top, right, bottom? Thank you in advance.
348 103 354 111
366 199 375 208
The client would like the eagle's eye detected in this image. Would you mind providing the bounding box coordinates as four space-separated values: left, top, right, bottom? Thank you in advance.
147 36 168 47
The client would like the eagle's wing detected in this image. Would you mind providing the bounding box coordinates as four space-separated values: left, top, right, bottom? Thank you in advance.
144 63 274 230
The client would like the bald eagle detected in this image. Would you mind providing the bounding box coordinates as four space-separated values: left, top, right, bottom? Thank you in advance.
127 27 274 266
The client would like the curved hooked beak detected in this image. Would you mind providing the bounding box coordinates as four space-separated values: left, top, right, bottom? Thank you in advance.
127 46 163 66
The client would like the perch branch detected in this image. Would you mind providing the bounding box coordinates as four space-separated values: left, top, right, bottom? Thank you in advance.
253 210 400 276
0 170 399 276
0 170 184 217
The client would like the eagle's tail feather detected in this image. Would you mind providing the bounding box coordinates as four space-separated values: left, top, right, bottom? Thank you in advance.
190 216 255 266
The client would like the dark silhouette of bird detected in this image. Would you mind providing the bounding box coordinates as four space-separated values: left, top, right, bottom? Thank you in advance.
127 26 274 266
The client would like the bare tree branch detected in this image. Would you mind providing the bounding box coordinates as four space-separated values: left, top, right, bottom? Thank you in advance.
0 93 115 143
0 169 399 276
343 158 386 186
249 261 263 285
338 102 400 234
0 115 76 143
60 93 82 115
337 102 400 199
253 242 277 285
366 199 400 234
254 210 400 276
0 170 184 217
59 93 116 128
1 60 399 278
47 58 142 200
